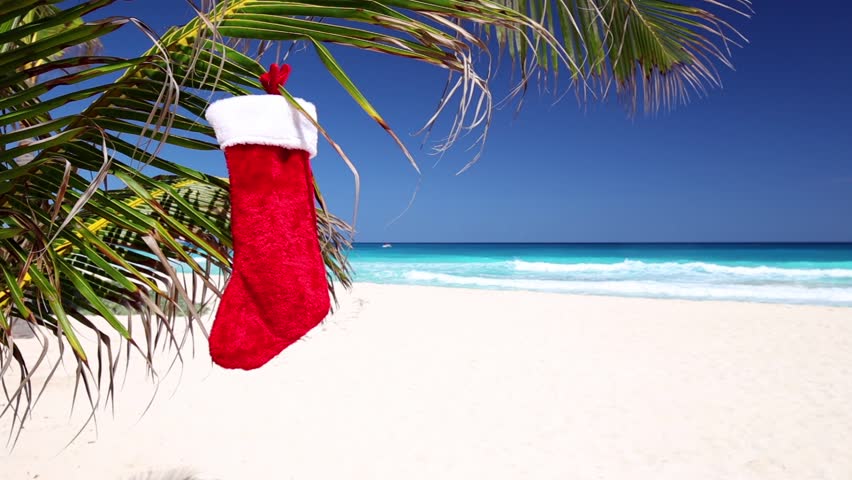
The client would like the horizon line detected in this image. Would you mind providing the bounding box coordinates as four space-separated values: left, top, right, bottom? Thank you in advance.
352 241 852 245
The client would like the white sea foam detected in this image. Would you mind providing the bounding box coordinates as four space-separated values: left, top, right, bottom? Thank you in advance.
402 271 852 305
353 256 852 305
510 259 852 279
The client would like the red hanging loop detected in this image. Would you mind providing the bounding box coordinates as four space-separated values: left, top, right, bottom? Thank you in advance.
260 63 291 95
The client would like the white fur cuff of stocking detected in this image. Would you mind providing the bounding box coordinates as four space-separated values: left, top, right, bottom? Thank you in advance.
205 95 318 158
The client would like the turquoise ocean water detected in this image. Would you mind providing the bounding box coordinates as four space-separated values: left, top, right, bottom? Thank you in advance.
348 243 852 306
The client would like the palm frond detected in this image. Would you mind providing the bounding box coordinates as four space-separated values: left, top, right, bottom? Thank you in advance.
486 0 751 114
196 0 747 168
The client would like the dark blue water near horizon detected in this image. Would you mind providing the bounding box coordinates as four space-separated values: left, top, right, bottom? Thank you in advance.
346 243 852 306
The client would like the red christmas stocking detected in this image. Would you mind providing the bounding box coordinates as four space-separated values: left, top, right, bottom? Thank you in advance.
204 65 330 370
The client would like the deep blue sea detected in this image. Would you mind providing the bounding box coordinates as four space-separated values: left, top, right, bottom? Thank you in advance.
348 243 852 306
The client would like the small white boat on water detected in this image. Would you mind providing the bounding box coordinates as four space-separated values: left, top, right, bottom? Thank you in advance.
382 243 392 248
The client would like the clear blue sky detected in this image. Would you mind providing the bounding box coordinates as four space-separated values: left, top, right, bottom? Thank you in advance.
97 1 852 242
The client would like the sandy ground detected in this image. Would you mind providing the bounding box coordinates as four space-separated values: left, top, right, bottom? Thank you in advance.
2 284 852 480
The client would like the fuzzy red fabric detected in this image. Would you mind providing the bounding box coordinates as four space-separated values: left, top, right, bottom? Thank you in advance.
208 272 285 370
209 144 331 370
260 63 291 94
301 159 331 325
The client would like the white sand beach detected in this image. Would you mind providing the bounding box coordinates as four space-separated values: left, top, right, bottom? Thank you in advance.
3 284 852 480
